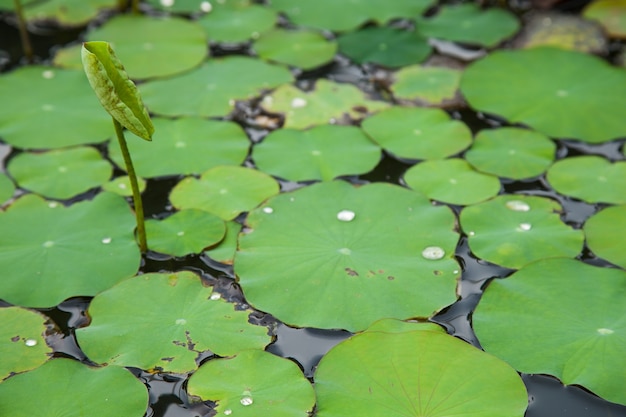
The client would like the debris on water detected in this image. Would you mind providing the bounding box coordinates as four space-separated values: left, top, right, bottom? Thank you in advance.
517 223 532 231
263 207 274 214
24 339 37 347
506 200 530 211
422 246 445 260
101 237 112 244
337 210 355 222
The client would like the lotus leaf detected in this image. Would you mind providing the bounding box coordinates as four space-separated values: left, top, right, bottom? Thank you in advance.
0 358 148 417
315 319 528 417
546 155 626 204
140 56 293 117
102 175 147 197
254 28 337 70
199 4 276 43
0 307 51 380
460 47 626 143
188 349 315 417
464 127 556 179
260 79 388 129
361 106 471 160
170 166 279 220
204 221 242 264
235 181 460 331
584 0 626 38
390 65 462 105
52 43 83 69
76 271 270 373
473 258 626 406
584 205 626 269
23 0 117 26
146 0 249 13
253 125 381 182
0 173 15 204
403 158 500 205
460 194 584 268
7 146 112 199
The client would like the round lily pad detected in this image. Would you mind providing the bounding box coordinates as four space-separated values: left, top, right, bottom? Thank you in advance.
390 65 462 105
465 127 556 179
0 307 51 380
254 28 337 70
204 220 242 264
170 166 280 220
235 181 460 332
253 125 381 182
86 15 208 79
146 0 234 13
0 358 148 417
188 349 315 417
473 258 626 406
140 56 293 117
108 118 250 178
461 47 626 143
102 175 147 197
361 106 471 160
7 147 112 200
199 4 277 43
337 27 431 68
460 194 584 269
23 0 117 26
0 173 15 204
546 155 626 204
403 159 501 205
0 192 140 307
76 271 271 373
315 320 528 417
584 205 626 269
584 0 626 38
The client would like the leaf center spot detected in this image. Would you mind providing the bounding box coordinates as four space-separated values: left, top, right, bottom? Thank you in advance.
556 89 569 97
506 200 530 212
175 141 186 148
42 70 55 79
177 231 185 236
422 246 445 260
337 210 355 222
42 104 55 111
175 318 187 325
101 237 112 244
42 241 55 248
58 166 67 173
291 97 307 108
311 150 321 156
338 247 352 255
219 188 229 195
597 328 614 335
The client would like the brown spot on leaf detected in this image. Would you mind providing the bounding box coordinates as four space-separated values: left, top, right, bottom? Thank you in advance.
433 270 442 276
11 335 19 342
387 276 395 281
161 357 174 362
345 267 359 276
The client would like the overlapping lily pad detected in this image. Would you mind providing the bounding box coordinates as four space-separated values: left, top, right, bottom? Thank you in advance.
146 0 242 13
460 194 584 268
23 0 117 26
204 221 242 264
76 271 271 373
584 205 626 269
390 65 462 105
254 29 337 70
0 173 15 204
198 4 277 43
102 175 146 197
235 181 460 331
584 0 626 38
473 258 626 406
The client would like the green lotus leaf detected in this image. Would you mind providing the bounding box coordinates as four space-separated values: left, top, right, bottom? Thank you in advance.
0 192 140 307
0 358 148 417
361 106 471 160
23 0 117 26
235 181 460 331
260 79 388 129
52 43 83 69
102 175 147 197
108 118 249 178
584 0 626 38
416 3 520 47
461 47 626 143
473 258 626 406
188 349 315 416
0 307 51 380
204 220 242 264
0 173 15 204
460 194 584 269
403 159 500 205
0 0 36 9
199 4 277 43
584 205 626 269
146 209 225 257
254 28 337 70
464 127 556 179
86 15 207 80
337 27 431 68
7 146 112 199
253 125 381 182
315 320 528 417
0 66 111 149
170 166 280 221
76 271 270 372
146 0 250 13
546 155 626 204
390 65 462 105
140 56 293 117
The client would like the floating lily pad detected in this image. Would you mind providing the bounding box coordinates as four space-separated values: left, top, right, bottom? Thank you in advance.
7 147 112 200
584 205 626 269
0 66 111 149
546 156 626 204
235 181 460 331
404 159 500 205
76 271 270 373
390 65 462 106
170 166 280 220
254 28 337 70
145 0 244 13
204 221 242 264
140 56 293 117
461 47 626 143
102 175 147 197
188 349 315 416
0 307 51 380
361 106 471 160
108 118 249 178
0 173 15 204
460 194 584 269
315 320 528 417
584 0 626 38
0 192 140 307
199 4 277 43
253 125 381 181
86 15 207 79
23 0 117 26
260 79 388 129
465 127 556 179
473 258 626 406
0 358 148 417
146 209 225 257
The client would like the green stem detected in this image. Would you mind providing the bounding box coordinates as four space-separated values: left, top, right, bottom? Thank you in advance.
13 0 33 63
113 118 147 253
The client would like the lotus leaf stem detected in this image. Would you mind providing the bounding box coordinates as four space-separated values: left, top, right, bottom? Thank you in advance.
13 0 33 63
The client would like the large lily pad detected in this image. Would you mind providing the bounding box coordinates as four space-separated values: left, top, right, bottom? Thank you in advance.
315 319 528 417
0 192 140 307
584 0 626 38
199 4 277 43
584 205 626 269
390 65 462 106
235 181 460 331
460 47 626 143
473 258 626 406
23 0 117 26
254 28 337 70
76 271 271 373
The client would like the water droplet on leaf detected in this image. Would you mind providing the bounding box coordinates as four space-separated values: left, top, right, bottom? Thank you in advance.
422 246 445 260
337 210 355 222
200 1 212 12
263 207 274 214
240 397 253 406
210 293 221 300
24 339 37 347
101 237 112 244
506 200 530 211
42 70 55 79
517 223 532 231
